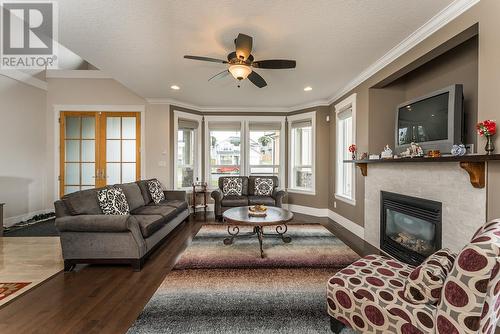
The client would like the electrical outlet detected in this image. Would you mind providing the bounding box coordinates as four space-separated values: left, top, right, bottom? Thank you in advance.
333 201 337 208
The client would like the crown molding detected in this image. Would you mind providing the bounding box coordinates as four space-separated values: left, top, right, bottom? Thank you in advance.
0 69 48 90
145 97 330 113
325 0 480 105
46 70 112 79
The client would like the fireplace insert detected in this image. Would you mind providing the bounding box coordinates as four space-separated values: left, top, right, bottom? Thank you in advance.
380 191 442 266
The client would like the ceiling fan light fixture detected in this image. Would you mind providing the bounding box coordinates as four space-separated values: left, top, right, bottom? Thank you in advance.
228 64 252 80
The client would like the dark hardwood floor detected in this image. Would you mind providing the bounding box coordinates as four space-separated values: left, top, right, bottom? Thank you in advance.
0 212 374 334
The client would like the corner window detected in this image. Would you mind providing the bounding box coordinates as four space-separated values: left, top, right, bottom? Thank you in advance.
249 122 282 177
174 112 202 189
288 112 315 193
335 94 356 205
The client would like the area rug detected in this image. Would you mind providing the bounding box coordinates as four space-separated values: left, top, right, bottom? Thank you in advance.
174 224 360 269
0 282 31 301
128 224 360 333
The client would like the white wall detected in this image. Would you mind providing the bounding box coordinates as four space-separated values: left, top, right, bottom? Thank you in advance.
0 75 48 226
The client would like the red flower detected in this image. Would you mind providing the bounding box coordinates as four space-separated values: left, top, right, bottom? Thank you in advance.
477 120 496 137
348 144 357 153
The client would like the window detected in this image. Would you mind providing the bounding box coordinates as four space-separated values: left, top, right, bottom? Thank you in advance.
249 122 281 176
335 93 356 205
288 112 315 193
207 122 242 188
174 111 202 189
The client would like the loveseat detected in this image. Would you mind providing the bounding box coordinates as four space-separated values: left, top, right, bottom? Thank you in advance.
54 179 189 271
326 219 500 334
210 176 286 220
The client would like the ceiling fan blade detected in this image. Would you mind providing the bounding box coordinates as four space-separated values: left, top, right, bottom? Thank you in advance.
184 55 227 63
208 70 230 81
248 71 267 88
235 33 253 61
252 59 296 69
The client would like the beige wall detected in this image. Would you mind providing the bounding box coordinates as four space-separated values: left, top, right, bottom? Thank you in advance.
329 0 500 225
146 104 170 188
0 75 48 225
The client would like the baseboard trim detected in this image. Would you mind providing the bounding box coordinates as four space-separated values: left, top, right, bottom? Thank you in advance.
4 209 54 227
282 204 365 240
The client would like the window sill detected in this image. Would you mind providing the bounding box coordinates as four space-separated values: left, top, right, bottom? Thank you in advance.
334 193 356 206
287 188 316 196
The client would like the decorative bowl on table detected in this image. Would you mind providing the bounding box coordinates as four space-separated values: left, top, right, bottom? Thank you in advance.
248 205 267 217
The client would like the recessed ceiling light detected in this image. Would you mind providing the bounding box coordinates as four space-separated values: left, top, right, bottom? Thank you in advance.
304 86 312 91
170 85 180 90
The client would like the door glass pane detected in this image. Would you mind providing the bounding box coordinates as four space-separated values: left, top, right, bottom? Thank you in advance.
81 163 95 185
122 140 136 162
107 117 121 139
122 163 136 183
107 163 120 185
81 117 95 139
65 117 80 138
106 140 121 162
81 140 95 162
65 140 80 162
122 117 136 139
64 186 80 195
65 163 80 185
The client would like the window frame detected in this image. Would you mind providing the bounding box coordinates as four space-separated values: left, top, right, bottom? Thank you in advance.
287 111 316 195
173 110 203 190
335 93 357 206
204 116 286 190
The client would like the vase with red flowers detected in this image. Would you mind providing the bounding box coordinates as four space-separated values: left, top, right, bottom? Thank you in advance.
477 120 497 155
348 144 357 160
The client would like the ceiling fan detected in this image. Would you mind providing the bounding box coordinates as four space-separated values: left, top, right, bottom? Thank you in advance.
184 33 296 88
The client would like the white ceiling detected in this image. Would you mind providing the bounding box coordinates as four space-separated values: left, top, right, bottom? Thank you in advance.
55 0 455 109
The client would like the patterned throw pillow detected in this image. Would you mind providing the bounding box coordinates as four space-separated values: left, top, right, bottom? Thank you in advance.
404 248 456 304
97 187 130 215
222 178 243 196
255 177 274 196
148 179 165 204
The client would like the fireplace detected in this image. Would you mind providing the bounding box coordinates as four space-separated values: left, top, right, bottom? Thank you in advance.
380 191 442 266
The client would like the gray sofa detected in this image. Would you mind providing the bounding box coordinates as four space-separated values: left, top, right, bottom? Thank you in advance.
211 176 286 220
54 179 189 271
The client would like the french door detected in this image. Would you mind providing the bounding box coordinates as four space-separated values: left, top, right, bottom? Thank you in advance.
59 111 141 197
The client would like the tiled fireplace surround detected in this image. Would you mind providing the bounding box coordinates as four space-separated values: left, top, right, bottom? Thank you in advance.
364 162 486 253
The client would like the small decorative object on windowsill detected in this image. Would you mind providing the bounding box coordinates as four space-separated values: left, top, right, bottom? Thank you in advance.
248 205 267 217
477 119 496 155
400 142 424 158
380 145 393 159
348 144 357 160
451 144 467 156
360 152 368 160
427 150 441 158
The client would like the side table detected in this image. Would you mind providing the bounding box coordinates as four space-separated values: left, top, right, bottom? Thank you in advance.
192 183 208 214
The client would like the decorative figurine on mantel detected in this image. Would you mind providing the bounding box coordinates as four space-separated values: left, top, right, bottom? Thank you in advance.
380 145 393 159
477 119 496 154
400 142 424 158
348 144 357 160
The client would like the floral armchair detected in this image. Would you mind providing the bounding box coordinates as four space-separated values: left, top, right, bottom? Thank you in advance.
326 219 500 333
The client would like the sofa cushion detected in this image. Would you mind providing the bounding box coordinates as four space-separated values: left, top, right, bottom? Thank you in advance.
221 195 248 207
254 177 274 196
249 175 278 195
248 195 275 206
404 248 456 304
218 177 248 196
131 205 177 220
148 179 165 204
62 188 103 215
134 215 164 238
136 179 154 204
119 182 146 211
154 200 189 213
97 187 130 215
222 178 243 196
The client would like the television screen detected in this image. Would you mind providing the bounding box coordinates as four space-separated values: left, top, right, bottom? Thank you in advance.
397 92 449 146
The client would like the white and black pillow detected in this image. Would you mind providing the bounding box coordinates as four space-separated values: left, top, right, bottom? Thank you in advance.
97 187 130 215
222 178 243 196
254 178 274 196
148 179 165 204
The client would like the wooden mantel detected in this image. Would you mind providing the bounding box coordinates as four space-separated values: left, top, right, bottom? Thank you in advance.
345 154 500 189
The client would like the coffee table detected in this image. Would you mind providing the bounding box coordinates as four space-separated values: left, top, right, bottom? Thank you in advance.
222 206 294 258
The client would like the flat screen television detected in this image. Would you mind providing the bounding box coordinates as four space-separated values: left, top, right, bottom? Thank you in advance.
395 84 463 154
